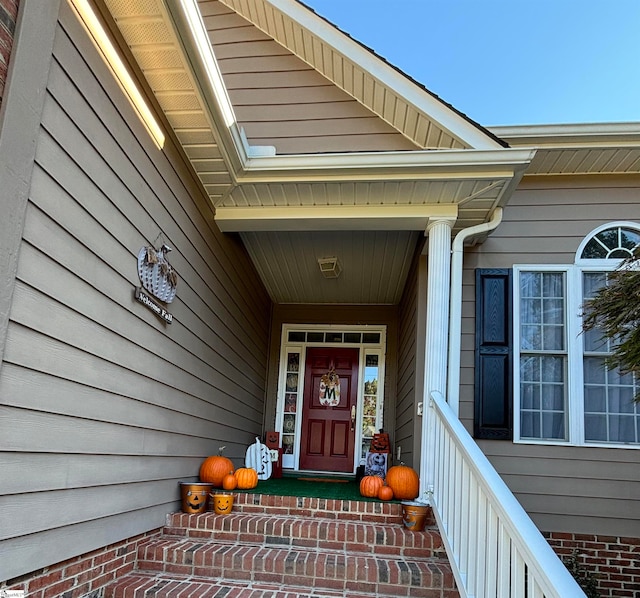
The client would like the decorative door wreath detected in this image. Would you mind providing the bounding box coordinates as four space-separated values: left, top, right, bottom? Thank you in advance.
319 368 341 406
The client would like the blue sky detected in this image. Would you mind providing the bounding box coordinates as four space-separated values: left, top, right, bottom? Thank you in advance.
304 0 640 126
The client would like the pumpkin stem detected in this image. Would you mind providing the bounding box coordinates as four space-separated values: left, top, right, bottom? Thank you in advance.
218 446 226 455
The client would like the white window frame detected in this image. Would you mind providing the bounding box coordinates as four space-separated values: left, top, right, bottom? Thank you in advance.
514 222 640 449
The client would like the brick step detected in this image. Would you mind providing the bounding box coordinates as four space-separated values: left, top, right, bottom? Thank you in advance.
103 493 459 597
105 570 458 598
118 541 457 597
163 512 444 558
228 492 408 525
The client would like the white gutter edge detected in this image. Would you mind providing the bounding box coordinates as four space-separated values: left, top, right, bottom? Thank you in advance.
447 207 504 417
490 123 640 148
242 148 536 173
239 127 276 158
237 149 537 185
491 121 640 138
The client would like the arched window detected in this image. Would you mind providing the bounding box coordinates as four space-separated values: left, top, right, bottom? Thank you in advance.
514 223 640 447
578 223 640 261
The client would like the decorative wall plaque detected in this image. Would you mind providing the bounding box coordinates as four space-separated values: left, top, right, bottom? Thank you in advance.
134 288 173 324
135 243 178 324
137 244 178 303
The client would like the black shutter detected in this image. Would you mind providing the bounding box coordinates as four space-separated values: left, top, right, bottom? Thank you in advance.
474 269 513 439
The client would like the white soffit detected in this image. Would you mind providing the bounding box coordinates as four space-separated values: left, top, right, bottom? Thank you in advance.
217 0 504 152
215 147 534 231
215 177 520 232
104 0 237 202
492 123 640 176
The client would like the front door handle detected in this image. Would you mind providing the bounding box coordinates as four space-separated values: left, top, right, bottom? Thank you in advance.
350 405 356 431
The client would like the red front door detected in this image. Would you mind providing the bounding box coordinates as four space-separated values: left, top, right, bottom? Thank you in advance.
299 347 359 473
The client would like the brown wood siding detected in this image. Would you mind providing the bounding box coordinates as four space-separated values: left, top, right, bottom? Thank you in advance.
460 176 640 536
0 1 270 582
200 0 418 154
395 243 425 469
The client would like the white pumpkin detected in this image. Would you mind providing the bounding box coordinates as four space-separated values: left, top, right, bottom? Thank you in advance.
245 437 272 480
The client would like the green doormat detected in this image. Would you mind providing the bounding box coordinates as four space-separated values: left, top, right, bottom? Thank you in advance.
298 477 349 483
235 476 375 501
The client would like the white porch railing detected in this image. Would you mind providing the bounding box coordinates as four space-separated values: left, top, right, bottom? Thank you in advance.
424 391 587 598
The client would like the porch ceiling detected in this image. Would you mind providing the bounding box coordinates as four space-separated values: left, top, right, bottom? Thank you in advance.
241 229 421 304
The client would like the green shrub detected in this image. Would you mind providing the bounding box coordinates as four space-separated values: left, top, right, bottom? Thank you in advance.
563 550 600 598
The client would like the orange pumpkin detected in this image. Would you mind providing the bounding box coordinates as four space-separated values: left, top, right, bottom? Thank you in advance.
385 464 419 500
377 484 394 501
222 472 238 491
359 475 384 498
199 449 235 487
235 467 259 489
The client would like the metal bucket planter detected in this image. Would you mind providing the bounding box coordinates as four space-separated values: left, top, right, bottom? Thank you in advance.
401 501 429 532
179 482 213 514
211 492 234 515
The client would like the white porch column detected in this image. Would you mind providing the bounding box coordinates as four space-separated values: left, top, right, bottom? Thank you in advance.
419 217 454 499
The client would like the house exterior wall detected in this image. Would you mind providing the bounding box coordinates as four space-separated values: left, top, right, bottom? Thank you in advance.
0 0 270 583
395 243 426 470
459 176 640 540
202 0 419 154
4 531 159 598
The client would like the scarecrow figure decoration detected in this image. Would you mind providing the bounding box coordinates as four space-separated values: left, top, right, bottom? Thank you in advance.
319 367 340 406
137 243 178 303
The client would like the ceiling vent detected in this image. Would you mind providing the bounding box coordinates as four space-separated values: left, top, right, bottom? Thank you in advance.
317 257 342 279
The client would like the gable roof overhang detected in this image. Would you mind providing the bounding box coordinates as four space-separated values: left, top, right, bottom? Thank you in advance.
215 147 535 233
103 0 532 230
100 0 537 302
491 123 640 177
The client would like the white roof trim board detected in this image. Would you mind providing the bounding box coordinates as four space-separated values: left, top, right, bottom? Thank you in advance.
492 122 640 147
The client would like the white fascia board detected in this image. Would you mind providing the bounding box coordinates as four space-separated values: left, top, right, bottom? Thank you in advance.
491 122 640 148
215 204 459 232
238 148 536 183
263 0 503 151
